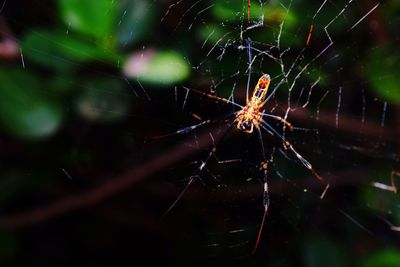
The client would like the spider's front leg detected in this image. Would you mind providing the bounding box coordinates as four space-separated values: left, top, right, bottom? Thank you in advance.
261 112 294 131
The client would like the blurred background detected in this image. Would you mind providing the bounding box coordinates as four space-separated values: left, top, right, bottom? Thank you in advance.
0 0 399 266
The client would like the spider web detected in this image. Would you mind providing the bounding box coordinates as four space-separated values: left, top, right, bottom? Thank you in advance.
0 0 398 265
156 0 399 260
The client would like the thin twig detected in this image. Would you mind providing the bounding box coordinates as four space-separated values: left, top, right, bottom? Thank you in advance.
0 125 228 229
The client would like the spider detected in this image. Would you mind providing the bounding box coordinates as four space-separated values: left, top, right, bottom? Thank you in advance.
235 73 293 134
158 69 324 252
156 0 373 252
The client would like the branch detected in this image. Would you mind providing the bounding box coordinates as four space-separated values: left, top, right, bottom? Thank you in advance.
0 124 228 229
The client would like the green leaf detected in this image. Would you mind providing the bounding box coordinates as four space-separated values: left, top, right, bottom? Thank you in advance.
362 249 400 267
198 24 231 45
59 0 117 40
361 169 400 225
263 6 297 29
366 46 400 104
212 0 297 28
305 66 329 86
75 78 132 123
123 50 190 86
0 231 17 261
212 0 264 22
0 69 64 139
303 236 349 267
21 30 121 70
118 0 155 47
209 1 298 48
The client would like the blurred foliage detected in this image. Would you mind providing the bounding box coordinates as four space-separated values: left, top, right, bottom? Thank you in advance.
207 0 299 46
117 0 156 47
1 0 189 138
0 69 63 139
362 170 400 225
362 249 400 267
0 231 17 261
303 236 348 267
22 30 120 68
60 0 117 41
75 78 132 123
366 45 400 104
123 50 190 85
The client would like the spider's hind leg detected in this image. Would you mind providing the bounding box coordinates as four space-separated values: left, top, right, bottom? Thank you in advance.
163 122 236 216
251 128 274 253
260 121 323 181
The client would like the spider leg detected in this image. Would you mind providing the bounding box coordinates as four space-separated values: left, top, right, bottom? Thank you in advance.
150 120 212 139
148 113 236 140
246 37 253 103
261 112 294 130
163 154 213 216
391 171 400 194
252 127 272 253
260 121 322 181
163 122 236 216
371 171 400 193
183 87 243 109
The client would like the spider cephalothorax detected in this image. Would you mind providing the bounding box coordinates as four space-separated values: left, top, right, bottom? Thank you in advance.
235 104 263 133
235 74 270 133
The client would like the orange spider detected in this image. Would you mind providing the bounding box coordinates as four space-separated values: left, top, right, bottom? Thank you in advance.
235 74 293 133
